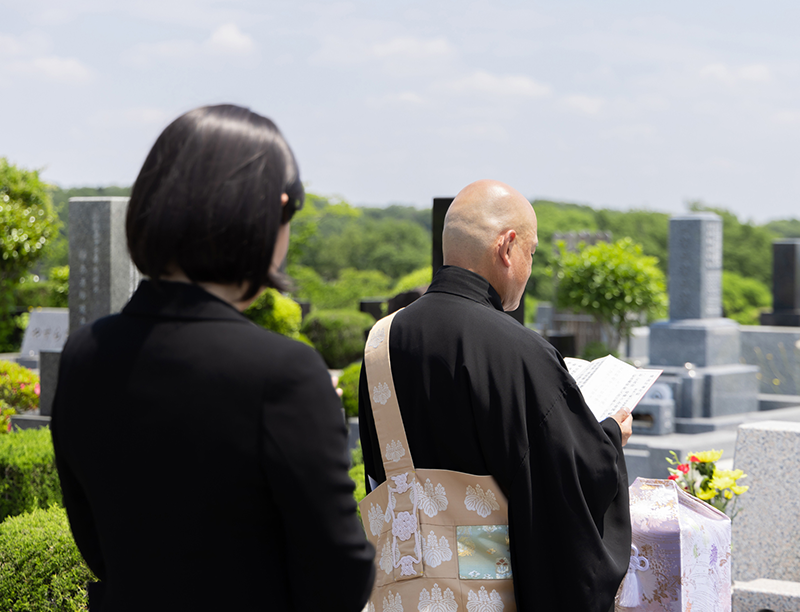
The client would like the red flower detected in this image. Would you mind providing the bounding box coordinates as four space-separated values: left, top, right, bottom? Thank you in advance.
678 464 690 474
668 474 679 481
690 455 700 463
34 383 40 396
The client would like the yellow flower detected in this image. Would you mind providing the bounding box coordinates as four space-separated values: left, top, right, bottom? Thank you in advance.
690 449 723 463
696 488 717 501
731 485 749 495
710 474 735 491
724 490 732 499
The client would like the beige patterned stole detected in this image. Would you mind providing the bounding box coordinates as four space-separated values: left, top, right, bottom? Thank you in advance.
359 311 516 612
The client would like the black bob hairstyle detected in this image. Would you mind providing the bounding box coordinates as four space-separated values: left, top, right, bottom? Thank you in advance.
126 104 304 299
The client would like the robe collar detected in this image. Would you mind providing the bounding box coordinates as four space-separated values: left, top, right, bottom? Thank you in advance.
425 265 505 312
122 279 250 323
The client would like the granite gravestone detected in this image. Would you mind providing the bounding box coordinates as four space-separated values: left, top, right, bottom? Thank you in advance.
432 196 525 324
761 239 800 327
649 214 758 425
15 308 69 369
37 197 142 417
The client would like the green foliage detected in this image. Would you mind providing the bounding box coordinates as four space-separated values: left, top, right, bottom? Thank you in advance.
524 294 538 325
290 265 392 310
288 193 430 283
339 361 361 418
764 218 800 238
349 442 366 518
0 505 94 611
0 159 60 351
243 288 310 345
581 341 618 361
13 265 69 310
722 271 772 325
0 428 62 521
392 266 432 295
301 310 375 368
0 360 40 414
556 238 667 350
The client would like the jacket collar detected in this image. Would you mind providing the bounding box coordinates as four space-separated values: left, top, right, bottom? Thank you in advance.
122 279 251 323
425 265 505 312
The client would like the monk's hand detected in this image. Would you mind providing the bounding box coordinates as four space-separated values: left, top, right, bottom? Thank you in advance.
610 408 633 447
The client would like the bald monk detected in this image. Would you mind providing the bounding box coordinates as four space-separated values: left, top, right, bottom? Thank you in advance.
359 180 632 611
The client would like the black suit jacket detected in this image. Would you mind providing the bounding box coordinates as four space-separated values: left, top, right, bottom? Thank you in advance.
52 280 374 611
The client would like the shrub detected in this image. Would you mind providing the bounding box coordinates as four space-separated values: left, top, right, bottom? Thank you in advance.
722 271 772 326
0 360 40 414
0 505 94 611
392 266 432 295
0 428 62 521
339 361 361 418
301 310 375 368
243 288 311 345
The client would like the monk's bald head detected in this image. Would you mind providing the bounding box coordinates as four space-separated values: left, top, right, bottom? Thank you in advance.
443 180 537 269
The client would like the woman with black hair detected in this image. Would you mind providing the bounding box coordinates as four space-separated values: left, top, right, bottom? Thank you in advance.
51 105 375 611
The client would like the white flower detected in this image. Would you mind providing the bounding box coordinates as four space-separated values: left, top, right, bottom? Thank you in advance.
465 484 500 518
422 531 452 568
368 503 385 537
467 587 504 612
368 327 386 348
418 583 457 612
379 539 395 574
416 479 448 517
392 511 417 541
383 591 403 612
385 440 406 463
373 382 391 405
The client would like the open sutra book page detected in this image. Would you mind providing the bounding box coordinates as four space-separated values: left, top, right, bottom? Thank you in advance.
563 355 663 422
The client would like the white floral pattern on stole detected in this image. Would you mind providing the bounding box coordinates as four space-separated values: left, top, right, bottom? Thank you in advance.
392 511 417 541
422 531 452 568
367 602 375 612
465 484 500 518
383 591 403 612
418 583 457 612
466 587 503 612
368 327 386 348
385 440 406 463
368 503 384 537
416 479 448 517
373 383 391 405
380 540 395 575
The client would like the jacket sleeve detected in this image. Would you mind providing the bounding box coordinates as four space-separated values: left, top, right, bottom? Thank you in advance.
260 345 375 612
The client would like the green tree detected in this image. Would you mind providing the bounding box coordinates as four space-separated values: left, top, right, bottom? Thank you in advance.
722 271 771 325
555 238 667 351
0 159 59 351
289 265 392 310
764 218 800 238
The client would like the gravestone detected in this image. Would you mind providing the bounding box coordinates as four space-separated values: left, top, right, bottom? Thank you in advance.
432 197 525 324
38 197 142 418
649 214 758 425
761 239 800 326
15 308 69 369
732 421 800 583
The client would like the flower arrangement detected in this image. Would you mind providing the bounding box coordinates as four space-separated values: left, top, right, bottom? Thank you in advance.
666 449 748 518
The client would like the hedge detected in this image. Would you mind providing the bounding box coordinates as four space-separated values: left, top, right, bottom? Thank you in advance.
339 361 361 418
0 505 94 611
0 428 62 521
301 309 374 369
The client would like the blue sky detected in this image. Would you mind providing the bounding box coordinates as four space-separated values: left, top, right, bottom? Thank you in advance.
2 1 799 222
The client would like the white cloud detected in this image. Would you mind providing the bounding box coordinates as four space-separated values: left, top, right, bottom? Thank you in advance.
442 71 551 99
372 36 454 61
206 23 255 55
700 63 772 85
124 23 255 67
563 95 604 115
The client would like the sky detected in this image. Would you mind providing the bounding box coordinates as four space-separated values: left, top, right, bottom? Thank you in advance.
2 0 799 223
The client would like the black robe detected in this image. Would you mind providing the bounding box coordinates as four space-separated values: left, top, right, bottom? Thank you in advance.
359 265 630 612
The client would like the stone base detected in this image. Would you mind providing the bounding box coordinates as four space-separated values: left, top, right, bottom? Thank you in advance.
10 414 51 430
655 363 759 419
15 356 38 369
631 398 675 435
760 310 800 326
733 579 800 612
650 318 741 367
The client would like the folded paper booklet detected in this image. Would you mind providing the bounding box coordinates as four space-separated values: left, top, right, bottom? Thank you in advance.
563 355 663 422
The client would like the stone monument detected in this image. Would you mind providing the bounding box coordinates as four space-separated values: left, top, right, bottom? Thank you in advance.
649 214 759 427
15 308 69 369
37 197 141 418
761 239 800 327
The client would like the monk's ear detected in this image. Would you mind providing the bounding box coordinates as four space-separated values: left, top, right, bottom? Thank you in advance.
498 230 516 268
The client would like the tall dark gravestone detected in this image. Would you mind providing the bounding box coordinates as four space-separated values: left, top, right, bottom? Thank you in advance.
761 239 800 326
431 197 525 325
